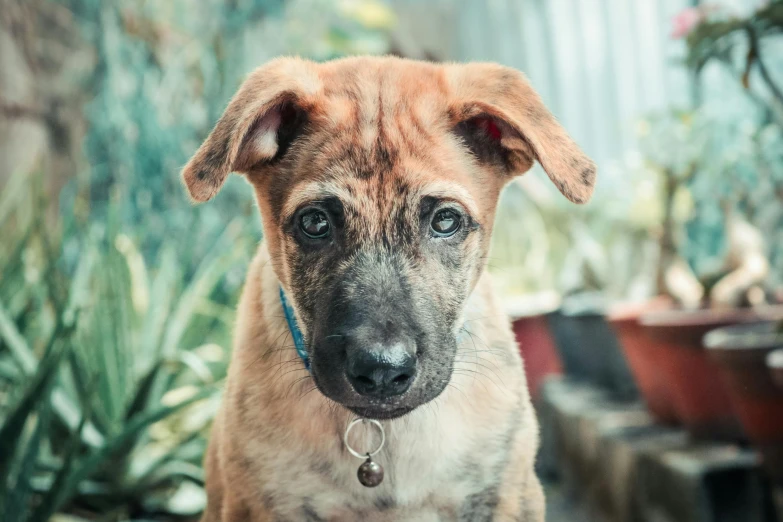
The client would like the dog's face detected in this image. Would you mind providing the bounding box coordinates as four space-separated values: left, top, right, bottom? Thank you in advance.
182 57 595 419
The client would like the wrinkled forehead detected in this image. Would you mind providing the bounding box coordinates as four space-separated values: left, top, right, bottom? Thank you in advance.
281 170 479 225
317 59 452 133
272 63 487 225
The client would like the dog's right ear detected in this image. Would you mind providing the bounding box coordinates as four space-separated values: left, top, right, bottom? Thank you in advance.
181 58 320 202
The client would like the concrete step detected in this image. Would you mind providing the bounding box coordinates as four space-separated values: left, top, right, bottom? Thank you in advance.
539 376 780 522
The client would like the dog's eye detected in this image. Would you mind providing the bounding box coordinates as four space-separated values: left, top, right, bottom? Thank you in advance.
300 210 330 239
430 209 461 237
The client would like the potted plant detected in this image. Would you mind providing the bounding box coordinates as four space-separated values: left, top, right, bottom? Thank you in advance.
605 105 727 429
632 112 783 439
704 318 783 520
546 226 639 402
607 111 706 425
639 196 780 440
630 0 783 439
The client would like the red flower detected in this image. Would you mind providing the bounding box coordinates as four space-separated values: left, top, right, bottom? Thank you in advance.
671 7 703 39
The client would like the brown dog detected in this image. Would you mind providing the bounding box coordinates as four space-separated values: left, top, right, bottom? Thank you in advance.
182 56 595 522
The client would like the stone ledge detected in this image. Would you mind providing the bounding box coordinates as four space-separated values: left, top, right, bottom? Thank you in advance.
539 376 779 522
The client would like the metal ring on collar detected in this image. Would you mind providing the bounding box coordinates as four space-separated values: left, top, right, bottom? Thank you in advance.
343 418 385 459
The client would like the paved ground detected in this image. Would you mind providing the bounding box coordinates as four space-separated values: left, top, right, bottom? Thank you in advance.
544 481 595 522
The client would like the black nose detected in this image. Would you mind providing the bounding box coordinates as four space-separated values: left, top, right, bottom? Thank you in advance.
346 340 417 398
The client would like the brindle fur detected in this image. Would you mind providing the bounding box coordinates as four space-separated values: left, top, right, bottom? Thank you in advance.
182 56 595 522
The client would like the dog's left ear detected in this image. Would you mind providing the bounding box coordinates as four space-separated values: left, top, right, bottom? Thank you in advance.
181 57 320 202
446 63 596 204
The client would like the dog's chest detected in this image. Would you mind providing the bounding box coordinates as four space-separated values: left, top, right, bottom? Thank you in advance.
265 449 500 522
256 405 514 521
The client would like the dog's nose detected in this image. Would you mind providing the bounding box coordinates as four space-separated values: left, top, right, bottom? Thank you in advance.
346 340 417 398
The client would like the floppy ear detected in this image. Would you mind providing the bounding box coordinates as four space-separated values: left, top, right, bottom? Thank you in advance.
181 58 320 202
446 63 596 204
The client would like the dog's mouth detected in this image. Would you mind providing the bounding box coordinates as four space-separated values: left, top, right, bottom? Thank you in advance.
307 330 457 422
347 404 415 420
309 369 427 420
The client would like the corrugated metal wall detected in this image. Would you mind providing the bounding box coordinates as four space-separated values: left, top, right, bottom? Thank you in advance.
389 0 760 197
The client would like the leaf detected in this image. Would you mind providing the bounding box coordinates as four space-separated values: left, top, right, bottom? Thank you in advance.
0 170 31 226
28 416 87 522
0 297 103 448
136 460 205 492
140 246 178 361
2 399 52 522
0 299 38 374
163 480 207 516
0 357 21 383
114 234 150 315
45 385 217 514
160 219 247 358
0 215 38 290
62 246 96 329
177 351 214 383
123 360 165 421
90 246 134 425
0 344 63 510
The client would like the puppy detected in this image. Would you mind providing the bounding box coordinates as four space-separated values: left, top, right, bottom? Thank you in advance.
182 56 595 522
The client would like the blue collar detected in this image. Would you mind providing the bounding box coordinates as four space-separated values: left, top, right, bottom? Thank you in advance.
279 287 310 370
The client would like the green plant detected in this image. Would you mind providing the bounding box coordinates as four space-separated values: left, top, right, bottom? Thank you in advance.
671 1 783 301
683 0 783 125
634 106 783 307
634 110 703 301
488 174 657 301
0 173 253 520
0 2 397 517
3 0 395 272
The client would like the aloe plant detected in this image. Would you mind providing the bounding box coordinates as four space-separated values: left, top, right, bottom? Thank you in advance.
0 174 253 520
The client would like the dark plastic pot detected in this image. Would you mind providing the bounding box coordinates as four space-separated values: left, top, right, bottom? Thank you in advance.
546 292 638 402
507 294 562 402
640 307 781 441
767 348 783 520
608 297 679 424
770 349 783 390
705 320 783 485
507 293 563 481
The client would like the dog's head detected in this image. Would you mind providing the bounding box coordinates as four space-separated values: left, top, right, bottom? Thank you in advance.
182 56 595 419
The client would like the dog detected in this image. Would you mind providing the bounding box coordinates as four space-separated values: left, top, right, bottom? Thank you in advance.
182 55 595 522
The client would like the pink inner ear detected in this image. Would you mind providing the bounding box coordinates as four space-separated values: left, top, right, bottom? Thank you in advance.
476 117 502 141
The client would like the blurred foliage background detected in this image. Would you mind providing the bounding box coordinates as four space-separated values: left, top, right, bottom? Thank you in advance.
0 0 781 519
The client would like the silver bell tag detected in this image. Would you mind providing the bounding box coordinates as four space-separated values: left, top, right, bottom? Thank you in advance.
343 418 385 487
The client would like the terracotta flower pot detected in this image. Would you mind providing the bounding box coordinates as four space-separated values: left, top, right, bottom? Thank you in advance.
638 307 778 441
507 293 562 402
705 320 783 485
546 291 638 401
608 296 679 424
